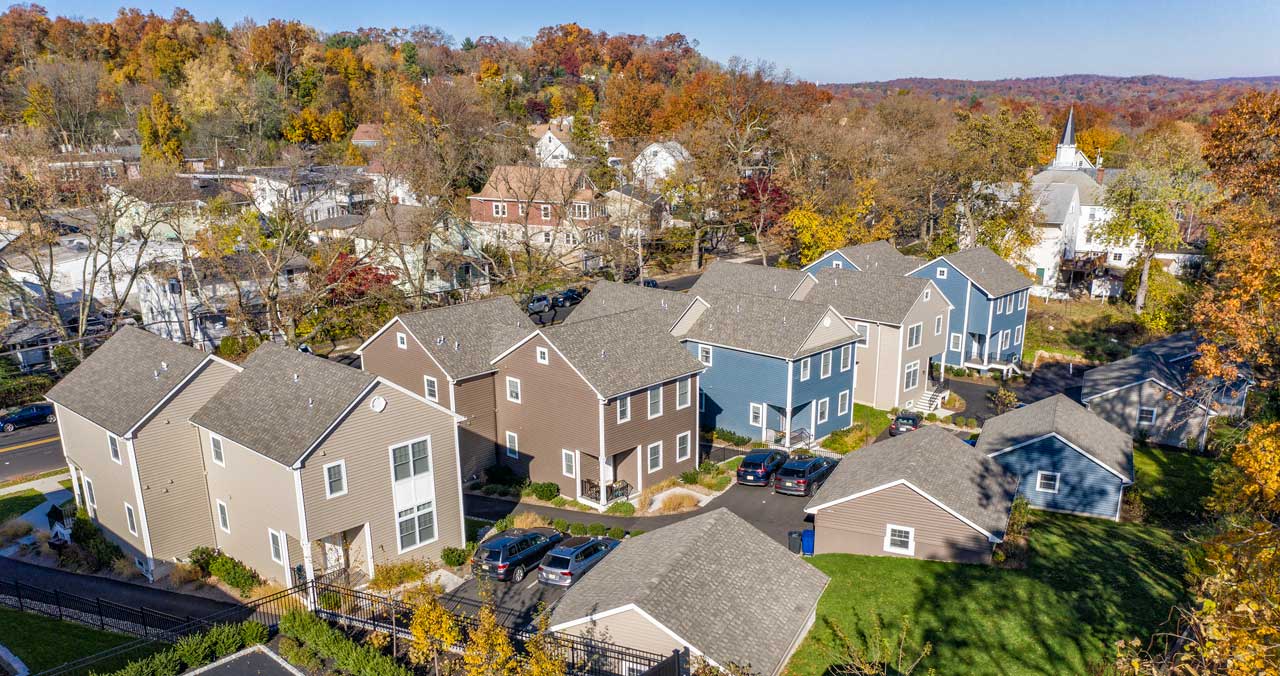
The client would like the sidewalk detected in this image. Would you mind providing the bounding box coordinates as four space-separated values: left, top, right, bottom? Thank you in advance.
4 476 73 531
0 472 68 498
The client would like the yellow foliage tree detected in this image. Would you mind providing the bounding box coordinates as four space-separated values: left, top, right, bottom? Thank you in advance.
478 58 501 82
138 92 187 165
408 584 462 672
518 611 566 676
462 598 517 676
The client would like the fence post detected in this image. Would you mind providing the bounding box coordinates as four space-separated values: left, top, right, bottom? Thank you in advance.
55 589 63 621
140 606 148 638
97 598 106 630
14 583 22 612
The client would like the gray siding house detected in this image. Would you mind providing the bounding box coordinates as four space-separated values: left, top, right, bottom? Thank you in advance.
977 394 1134 520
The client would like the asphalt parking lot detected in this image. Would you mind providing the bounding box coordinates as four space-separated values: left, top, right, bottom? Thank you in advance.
442 573 567 629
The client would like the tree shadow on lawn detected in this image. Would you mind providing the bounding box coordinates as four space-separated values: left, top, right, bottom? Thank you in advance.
800 515 1188 676
1062 315 1145 363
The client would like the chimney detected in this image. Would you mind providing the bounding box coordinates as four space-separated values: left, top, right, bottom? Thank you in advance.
1095 154 1105 185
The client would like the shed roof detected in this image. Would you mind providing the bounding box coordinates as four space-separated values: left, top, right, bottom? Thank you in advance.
976 394 1133 480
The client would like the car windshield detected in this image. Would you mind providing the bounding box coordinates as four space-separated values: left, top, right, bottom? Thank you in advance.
778 466 806 478
543 555 572 569
740 460 764 470
479 547 503 562
896 415 916 423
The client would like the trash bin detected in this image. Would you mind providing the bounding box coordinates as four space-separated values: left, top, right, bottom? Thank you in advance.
801 529 815 556
787 530 803 554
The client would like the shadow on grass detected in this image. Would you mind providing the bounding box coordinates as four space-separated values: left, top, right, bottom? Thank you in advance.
1063 315 1145 363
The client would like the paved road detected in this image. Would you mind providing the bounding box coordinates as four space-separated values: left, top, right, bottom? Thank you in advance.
0 557 240 619
0 422 63 484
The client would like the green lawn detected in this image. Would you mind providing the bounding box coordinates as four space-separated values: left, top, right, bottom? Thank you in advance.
1023 297 1146 362
1132 444 1219 526
0 606 137 672
787 514 1189 676
464 517 491 542
0 468 69 490
0 489 45 523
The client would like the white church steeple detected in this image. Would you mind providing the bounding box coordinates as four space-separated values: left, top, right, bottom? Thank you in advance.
1051 107 1093 170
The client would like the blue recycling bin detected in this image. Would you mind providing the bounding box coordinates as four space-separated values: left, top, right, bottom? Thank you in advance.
801 529 815 556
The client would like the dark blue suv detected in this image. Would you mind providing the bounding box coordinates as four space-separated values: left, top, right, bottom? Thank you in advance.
735 450 788 486
773 456 836 497
1 403 55 433
471 527 563 583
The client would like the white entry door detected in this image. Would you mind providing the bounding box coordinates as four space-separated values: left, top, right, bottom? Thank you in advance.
321 536 345 573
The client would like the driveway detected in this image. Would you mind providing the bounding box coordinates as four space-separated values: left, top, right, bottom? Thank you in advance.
1021 361 1090 403
0 557 240 619
440 575 567 630
943 379 1001 424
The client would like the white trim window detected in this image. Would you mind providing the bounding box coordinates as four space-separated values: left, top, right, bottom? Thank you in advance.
840 345 852 371
854 323 869 347
572 202 590 219
324 460 348 498
396 501 437 552
1137 407 1157 425
697 344 713 366
562 449 576 478
648 386 663 419
820 351 833 378
1014 325 1024 345
536 346 549 364
505 431 519 459
540 204 552 220
799 358 811 381
108 434 121 464
949 333 963 352
617 395 631 423
268 529 285 564
676 431 692 462
816 398 830 424
749 402 764 427
904 361 920 391
492 202 508 218
392 438 432 480
1000 330 1011 350
838 390 850 416
1018 291 1027 310
906 323 923 349
646 441 663 473
424 376 439 402
216 499 230 533
210 434 225 467
923 289 931 302
82 477 97 514
124 502 138 536
884 524 915 555
934 315 944 336
506 376 522 403
396 332 408 349
936 267 948 279
1036 471 1061 494
676 378 691 410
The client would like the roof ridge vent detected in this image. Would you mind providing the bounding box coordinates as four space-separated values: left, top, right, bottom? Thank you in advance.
307 397 314 409
454 340 460 351
293 373 300 383
436 335 445 345
153 369 159 380
600 349 607 359
160 361 168 371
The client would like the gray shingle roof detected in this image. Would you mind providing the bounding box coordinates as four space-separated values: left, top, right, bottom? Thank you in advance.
806 426 1018 538
564 281 697 332
1033 182 1077 226
1081 351 1185 401
976 394 1133 480
540 312 704 398
191 343 376 466
1030 168 1104 206
550 509 828 676
937 247 1033 297
806 268 931 325
683 291 857 359
691 261 812 300
394 297 535 380
834 241 923 276
1134 331 1199 363
46 327 208 436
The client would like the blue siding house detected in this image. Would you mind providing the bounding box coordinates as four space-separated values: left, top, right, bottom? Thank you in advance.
908 247 1033 373
680 291 860 446
975 394 1134 520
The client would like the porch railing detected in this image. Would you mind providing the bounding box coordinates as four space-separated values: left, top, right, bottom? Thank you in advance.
582 478 633 504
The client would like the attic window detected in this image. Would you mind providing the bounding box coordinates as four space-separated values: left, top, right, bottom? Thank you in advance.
832 261 843 269
396 332 408 350
936 267 948 280
536 346 549 365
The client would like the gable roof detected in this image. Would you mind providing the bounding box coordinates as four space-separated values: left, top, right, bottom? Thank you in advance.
977 394 1133 481
1033 182 1078 226
805 426 1018 539
683 291 857 359
563 281 696 332
1134 331 1199 363
380 297 535 380
351 123 384 144
1081 351 1188 402
471 165 593 203
806 268 933 325
190 343 377 466
46 327 209 437
535 312 704 399
930 247 1033 297
549 509 828 676
1030 169 1105 206
830 240 923 276
691 261 813 300
637 141 692 163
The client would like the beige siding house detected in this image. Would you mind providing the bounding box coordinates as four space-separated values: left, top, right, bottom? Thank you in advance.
191 342 465 586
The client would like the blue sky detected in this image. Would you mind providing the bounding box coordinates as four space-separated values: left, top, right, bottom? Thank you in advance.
44 0 1280 82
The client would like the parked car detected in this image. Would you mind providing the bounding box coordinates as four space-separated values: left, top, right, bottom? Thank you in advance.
537 536 619 586
1 403 55 433
553 288 584 307
736 450 789 486
773 456 837 496
889 411 922 436
639 279 659 288
526 295 552 314
472 528 564 583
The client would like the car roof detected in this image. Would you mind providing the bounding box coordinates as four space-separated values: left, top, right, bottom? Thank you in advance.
742 451 779 461
552 536 595 551
896 411 921 418
783 456 823 468
482 527 554 547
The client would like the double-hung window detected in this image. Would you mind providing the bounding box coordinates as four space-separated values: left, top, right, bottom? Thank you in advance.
697 344 713 366
617 395 631 423
397 502 436 550
536 346 549 364
506 377 522 403
838 390 850 416
950 333 963 352
906 323 923 349
820 351 832 378
854 323 869 347
816 398 829 424
799 358 811 381
572 203 590 219
1000 330 1011 350
646 442 663 473
749 403 764 427
216 500 230 533
492 202 507 217
108 434 121 464
324 461 347 498
210 435 225 467
840 345 852 371
392 439 431 480
884 525 914 555
676 432 691 462
424 376 439 402
505 431 519 459
396 332 408 349
1137 407 1157 425
648 386 663 418
540 204 551 220
935 315 944 336
124 502 138 536
562 450 576 478
1014 326 1024 345
904 361 920 391
676 378 691 409
269 529 285 564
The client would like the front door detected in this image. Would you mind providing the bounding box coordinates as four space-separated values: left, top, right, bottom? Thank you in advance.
321 535 346 573
969 335 981 360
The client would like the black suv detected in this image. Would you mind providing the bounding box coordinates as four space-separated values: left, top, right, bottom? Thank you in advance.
772 456 836 496
736 450 789 486
889 411 922 436
471 527 563 583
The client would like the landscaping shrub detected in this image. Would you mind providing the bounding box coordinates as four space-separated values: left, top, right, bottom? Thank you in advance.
1006 497 1031 539
568 522 587 535
188 546 218 576
173 632 214 667
679 470 699 485
100 622 267 676
698 460 718 474
552 518 569 531
512 512 550 529
148 649 184 676
441 547 469 567
528 481 560 501
366 630 390 651
629 530 645 537
1122 488 1148 523
278 637 322 673
167 562 203 587
61 516 123 572
490 515 514 534
821 427 858 454
966 417 979 428
317 591 341 611
606 526 625 539
111 556 141 579
0 518 32 545
278 609 412 676
604 501 635 516
369 559 429 591
587 523 607 536
240 621 270 646
925 412 937 422
467 481 482 491
0 375 54 408
713 428 751 446
657 493 699 514
482 484 502 496
208 553 261 597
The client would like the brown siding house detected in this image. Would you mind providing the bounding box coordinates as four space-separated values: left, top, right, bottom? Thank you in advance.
812 483 994 564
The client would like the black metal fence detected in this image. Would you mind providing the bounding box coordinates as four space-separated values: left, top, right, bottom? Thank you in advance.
19 577 673 676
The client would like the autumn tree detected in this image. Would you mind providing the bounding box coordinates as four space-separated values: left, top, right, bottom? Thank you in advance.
461 594 517 676
518 610 566 676
408 581 462 675
139 92 188 166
